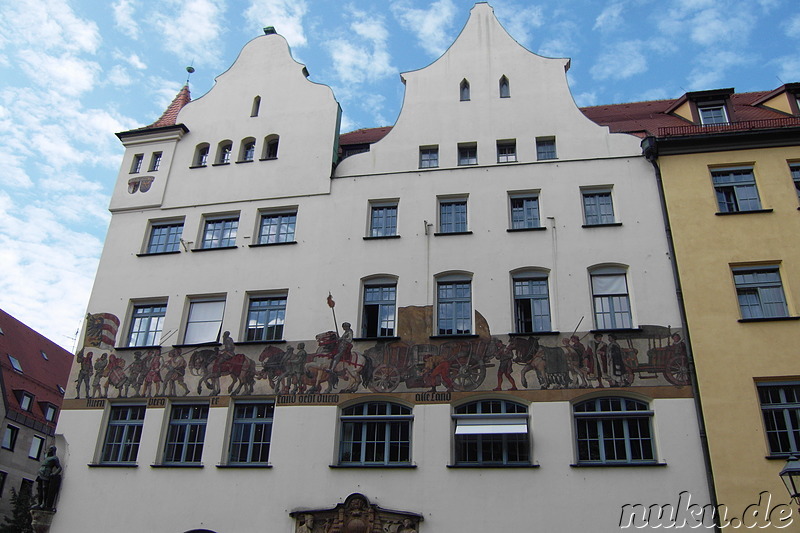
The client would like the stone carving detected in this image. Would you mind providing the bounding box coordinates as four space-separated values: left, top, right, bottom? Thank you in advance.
32 446 62 512
291 493 422 533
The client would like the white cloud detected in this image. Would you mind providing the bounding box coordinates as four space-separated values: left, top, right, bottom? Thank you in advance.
538 21 580 58
113 50 147 70
785 14 800 38
657 4 752 47
686 50 752 90
574 91 598 106
108 65 133 86
590 40 648 81
593 2 625 32
325 7 395 86
17 51 100 96
112 0 140 39
773 55 800 82
494 3 544 46
0 0 101 54
391 0 458 56
153 0 226 66
244 0 308 48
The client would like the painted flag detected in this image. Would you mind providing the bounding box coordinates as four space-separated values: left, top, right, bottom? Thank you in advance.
327 293 335 308
84 313 120 348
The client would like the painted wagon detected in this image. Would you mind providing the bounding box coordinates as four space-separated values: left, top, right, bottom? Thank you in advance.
616 326 690 386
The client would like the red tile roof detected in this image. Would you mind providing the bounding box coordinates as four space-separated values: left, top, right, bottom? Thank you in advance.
147 85 192 128
340 126 392 146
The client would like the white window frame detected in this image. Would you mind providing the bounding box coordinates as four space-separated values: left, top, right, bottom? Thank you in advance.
148 152 162 172
28 435 45 460
183 298 226 344
368 201 398 238
257 210 297 244
509 193 541 230
216 141 233 164
201 215 239 249
245 294 287 341
497 140 517 163
732 265 789 319
419 146 438 168
163 404 209 465
130 153 144 173
146 220 183 254
127 301 167 347
227 401 274 465
101 404 146 464
438 196 469 234
361 277 397 338
590 266 633 330
338 401 413 465
582 188 616 225
512 270 551 333
453 399 530 466
436 274 473 336
698 103 729 125
574 397 656 464
711 167 761 213
536 137 557 160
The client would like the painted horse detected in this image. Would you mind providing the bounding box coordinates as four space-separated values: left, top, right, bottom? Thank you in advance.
508 337 571 389
189 347 257 396
304 331 372 394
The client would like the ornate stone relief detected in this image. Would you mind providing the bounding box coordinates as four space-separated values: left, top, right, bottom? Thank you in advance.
291 493 422 533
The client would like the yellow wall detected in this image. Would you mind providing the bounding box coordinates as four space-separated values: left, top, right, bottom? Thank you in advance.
672 100 694 122
659 147 800 515
762 93 793 116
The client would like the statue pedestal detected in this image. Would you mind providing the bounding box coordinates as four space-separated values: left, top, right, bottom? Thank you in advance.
30 509 55 533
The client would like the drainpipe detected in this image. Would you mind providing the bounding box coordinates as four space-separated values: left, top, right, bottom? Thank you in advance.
642 136 720 532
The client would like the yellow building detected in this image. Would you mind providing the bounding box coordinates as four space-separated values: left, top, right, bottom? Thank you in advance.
585 84 800 522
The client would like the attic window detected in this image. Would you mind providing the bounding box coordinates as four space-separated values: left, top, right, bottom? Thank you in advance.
499 76 510 98
7 355 22 373
698 104 728 125
57 385 65 395
40 351 48 360
20 392 33 411
460 79 470 101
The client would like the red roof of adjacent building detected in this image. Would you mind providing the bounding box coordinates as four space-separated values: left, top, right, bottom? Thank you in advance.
340 127 393 146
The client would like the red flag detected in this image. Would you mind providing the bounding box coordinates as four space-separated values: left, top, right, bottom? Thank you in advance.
327 293 335 308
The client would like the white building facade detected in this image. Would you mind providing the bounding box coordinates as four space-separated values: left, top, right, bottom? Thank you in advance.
55 4 712 532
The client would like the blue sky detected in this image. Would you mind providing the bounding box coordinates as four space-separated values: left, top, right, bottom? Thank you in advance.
1 0 798 350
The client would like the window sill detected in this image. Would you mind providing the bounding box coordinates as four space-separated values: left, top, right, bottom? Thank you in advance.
589 328 643 334
354 336 401 342
136 251 181 257
114 345 161 351
259 157 278 161
447 463 539 469
507 227 545 232
418 166 439 170
191 245 238 252
151 463 204 468
189 165 207 169
738 316 800 323
235 160 254 164
216 464 272 469
330 464 416 469
430 334 480 339
570 462 666 468
537 158 558 162
433 231 473 236
508 331 560 337
715 209 773 216
88 463 138 468
211 162 230 167
172 342 221 349
363 235 401 240
236 339 286 345
248 241 297 248
766 454 798 460
582 222 622 228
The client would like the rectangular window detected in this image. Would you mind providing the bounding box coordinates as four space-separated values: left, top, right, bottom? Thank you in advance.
699 104 728 125
733 266 789 319
592 272 632 329
163 404 209 464
184 299 225 344
128 303 166 347
246 296 286 341
229 402 274 464
419 147 438 168
101 405 146 463
582 189 615 225
19 479 33 498
44 405 57 422
130 153 144 173
790 164 800 201
20 393 33 412
258 212 296 244
369 203 398 237
712 168 761 213
458 143 477 166
514 277 551 333
2 426 18 451
758 383 800 455
575 398 655 464
28 436 45 460
453 400 529 466
509 195 540 229
202 217 238 248
536 137 557 160
438 281 472 335
7 355 22 373
147 222 183 254
339 402 412 465
0 472 6 498
362 284 396 338
497 140 517 163
439 199 468 233
149 152 162 171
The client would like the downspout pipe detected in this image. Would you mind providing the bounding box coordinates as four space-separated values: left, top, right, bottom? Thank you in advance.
642 136 720 532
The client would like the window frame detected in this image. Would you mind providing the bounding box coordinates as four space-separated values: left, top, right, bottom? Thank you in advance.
711 167 762 213
127 302 167 347
262 134 279 160
452 399 530 466
149 152 162 172
194 144 210 167
758 382 800 456
361 279 397 338
338 401 413 466
790 163 799 201
7 355 22 373
419 146 438 169
512 271 552 334
460 79 470 101
536 137 557 161
368 201 398 238
130 153 144 173
201 216 239 249
698 103 729 125
146 221 183 254
438 197 469 234
28 435 45 460
458 143 477 166
216 141 233 165
227 401 274 465
183 298 226 345
732 265 789 320
499 75 510 98
573 397 656 465
496 140 517 163
257 211 297 245
509 193 541 230
582 188 616 226
436 277 472 336
100 404 146 464
163 404 209 465
44 404 57 422
20 392 33 412
2 425 19 451
239 137 256 162
590 267 633 330
245 295 287 342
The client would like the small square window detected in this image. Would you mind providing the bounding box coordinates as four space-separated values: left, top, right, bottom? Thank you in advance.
419 147 438 168
246 296 286 341
28 436 45 460
711 168 761 213
184 299 226 345
130 154 144 173
497 140 516 163
202 217 238 248
439 199 468 233
147 222 183 254
149 152 162 171
536 138 557 160
7 355 22 373
128 303 167 347
369 203 398 237
458 144 477 166
2 426 19 451
509 195 540 229
20 392 33 412
229 402 274 464
733 266 788 319
258 212 296 244
699 104 728 125
582 189 615 225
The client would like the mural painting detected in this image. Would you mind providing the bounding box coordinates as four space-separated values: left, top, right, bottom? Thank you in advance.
69 307 689 401
290 493 422 533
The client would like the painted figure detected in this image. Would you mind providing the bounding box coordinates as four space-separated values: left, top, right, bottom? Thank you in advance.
221 330 236 361
589 333 608 388
75 351 93 399
102 353 127 397
565 336 589 388
142 349 163 397
32 446 62 512
493 338 517 391
125 351 147 397
329 322 354 370
91 353 108 398
297 514 315 533
423 352 454 392
607 334 630 386
163 348 190 396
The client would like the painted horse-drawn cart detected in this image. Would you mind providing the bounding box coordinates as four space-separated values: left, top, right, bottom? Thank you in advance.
616 326 689 386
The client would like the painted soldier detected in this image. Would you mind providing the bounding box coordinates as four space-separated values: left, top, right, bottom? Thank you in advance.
607 334 629 386
142 349 163 397
163 348 190 397
423 352 454 392
103 353 127 398
91 353 108 398
589 333 608 388
329 322 354 370
221 330 236 361
124 351 147 397
492 338 517 391
75 351 93 399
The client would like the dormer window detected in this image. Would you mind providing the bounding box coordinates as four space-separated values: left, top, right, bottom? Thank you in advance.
19 392 33 411
698 104 728 125
460 79 470 101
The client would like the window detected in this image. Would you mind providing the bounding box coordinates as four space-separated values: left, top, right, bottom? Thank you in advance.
194 144 210 166
338 402 412 465
147 222 183 254
460 79 470 101
130 153 144 173
44 405 56 422
258 212 296 244
19 479 32 497
419 146 438 168
246 296 286 341
40 351 47 360
453 399 529 465
536 137 557 160
2 426 19 451
733 266 788 319
574 397 655 464
591 268 632 329
163 404 209 464
28 436 45 460
790 164 799 200
362 282 396 338
699 104 728 125
184 299 225 344
216 141 232 164
239 138 256 162
20 393 33 412
0 472 6 497
458 143 477 166
101 405 146 463
202 217 238 248
439 198 468 234
499 76 510 98
437 280 472 335
149 152 162 171
758 383 800 455
263 135 279 159
251 95 261 117
711 168 761 213
509 194 540 229
513 272 551 333
128 303 167 346
229 402 273 464
369 203 398 237
582 189 615 225
497 140 516 163
7 355 22 373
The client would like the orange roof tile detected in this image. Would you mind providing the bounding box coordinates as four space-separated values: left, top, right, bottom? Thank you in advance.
147 85 191 128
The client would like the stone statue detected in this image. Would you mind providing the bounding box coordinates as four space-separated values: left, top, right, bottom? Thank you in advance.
32 446 62 511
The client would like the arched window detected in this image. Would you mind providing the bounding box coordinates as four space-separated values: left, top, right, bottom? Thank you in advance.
460 79 470 101
360 275 398 338
239 137 256 162
589 265 632 329
573 397 655 464
511 269 551 333
435 272 472 335
338 401 412 465
262 134 279 159
499 75 510 98
251 95 261 117
193 143 209 167
453 399 529 465
216 141 232 164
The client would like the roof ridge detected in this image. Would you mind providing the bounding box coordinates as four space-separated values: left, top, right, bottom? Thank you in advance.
147 85 192 128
